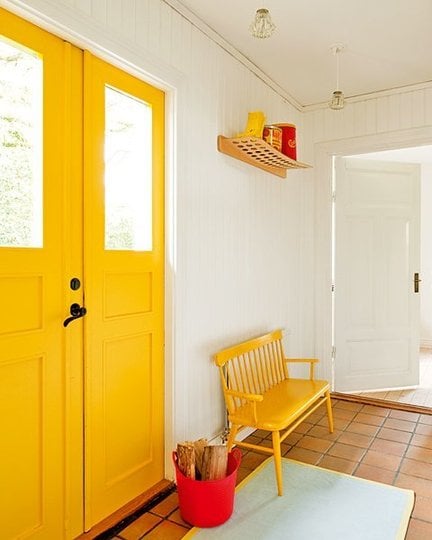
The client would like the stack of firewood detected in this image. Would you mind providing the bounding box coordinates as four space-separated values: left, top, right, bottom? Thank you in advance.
176 439 228 481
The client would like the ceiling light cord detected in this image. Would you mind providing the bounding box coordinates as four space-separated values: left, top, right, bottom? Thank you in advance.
335 48 340 91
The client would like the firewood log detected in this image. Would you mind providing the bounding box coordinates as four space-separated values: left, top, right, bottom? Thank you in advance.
193 438 207 479
177 442 195 479
201 445 228 480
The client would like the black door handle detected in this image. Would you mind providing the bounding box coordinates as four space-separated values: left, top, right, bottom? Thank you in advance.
63 303 87 327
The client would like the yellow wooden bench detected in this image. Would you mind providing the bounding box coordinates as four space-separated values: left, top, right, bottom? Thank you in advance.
214 329 334 496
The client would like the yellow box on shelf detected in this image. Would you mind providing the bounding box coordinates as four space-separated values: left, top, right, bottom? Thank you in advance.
237 111 266 138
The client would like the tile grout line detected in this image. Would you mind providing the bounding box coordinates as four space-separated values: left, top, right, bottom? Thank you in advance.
336 403 376 476
391 412 420 487
315 402 366 469
294 402 431 472
389 412 432 527
315 403 412 475
347 407 419 481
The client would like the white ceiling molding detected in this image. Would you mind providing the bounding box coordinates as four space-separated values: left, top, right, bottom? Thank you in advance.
303 79 432 113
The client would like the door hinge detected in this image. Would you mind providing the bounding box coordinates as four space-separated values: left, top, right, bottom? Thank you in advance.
414 272 422 293
331 346 336 359
331 283 335 292
332 191 336 202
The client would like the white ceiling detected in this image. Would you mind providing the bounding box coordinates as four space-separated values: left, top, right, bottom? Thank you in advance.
175 0 432 107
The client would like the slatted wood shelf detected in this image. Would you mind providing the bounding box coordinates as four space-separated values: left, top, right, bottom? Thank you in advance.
217 135 312 178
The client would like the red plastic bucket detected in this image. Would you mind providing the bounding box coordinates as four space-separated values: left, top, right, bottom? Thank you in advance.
172 448 242 527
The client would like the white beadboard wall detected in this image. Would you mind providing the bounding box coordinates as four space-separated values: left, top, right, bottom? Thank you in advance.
3 0 313 445
305 88 432 145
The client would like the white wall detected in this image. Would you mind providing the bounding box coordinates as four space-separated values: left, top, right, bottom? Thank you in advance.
4 0 315 446
421 164 432 347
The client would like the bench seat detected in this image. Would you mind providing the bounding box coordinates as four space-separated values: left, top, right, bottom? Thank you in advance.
230 378 330 431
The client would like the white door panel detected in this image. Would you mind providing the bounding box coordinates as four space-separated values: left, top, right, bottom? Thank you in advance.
334 158 420 392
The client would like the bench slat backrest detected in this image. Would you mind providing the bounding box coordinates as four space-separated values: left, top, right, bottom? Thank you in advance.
214 330 289 414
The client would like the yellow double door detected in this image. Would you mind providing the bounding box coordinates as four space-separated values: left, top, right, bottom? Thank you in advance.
0 9 165 539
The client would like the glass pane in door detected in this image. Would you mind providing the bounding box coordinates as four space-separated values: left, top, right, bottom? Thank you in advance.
0 38 43 247
104 85 152 251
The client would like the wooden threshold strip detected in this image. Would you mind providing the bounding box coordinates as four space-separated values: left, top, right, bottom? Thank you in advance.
331 391 432 416
76 479 174 540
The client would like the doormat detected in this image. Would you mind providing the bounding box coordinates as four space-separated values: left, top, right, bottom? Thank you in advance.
184 458 414 539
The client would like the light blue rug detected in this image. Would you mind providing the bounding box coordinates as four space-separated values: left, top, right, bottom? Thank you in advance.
184 457 414 539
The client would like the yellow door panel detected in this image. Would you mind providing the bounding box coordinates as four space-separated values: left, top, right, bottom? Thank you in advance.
0 276 43 333
0 9 83 539
83 53 165 527
104 272 153 317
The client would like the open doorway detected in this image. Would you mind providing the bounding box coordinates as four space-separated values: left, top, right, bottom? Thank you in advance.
333 145 432 407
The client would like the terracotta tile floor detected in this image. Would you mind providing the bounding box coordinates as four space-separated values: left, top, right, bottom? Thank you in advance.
108 399 432 540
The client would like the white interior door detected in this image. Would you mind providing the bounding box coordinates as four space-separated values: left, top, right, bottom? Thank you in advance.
334 157 421 392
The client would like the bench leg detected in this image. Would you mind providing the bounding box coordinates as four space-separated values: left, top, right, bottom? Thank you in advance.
272 431 283 496
226 424 239 452
325 390 334 433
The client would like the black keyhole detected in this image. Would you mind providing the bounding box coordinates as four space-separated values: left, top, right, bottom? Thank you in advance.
70 277 81 291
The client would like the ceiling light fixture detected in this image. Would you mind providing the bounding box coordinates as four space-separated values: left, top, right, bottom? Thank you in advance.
329 44 345 110
250 8 276 39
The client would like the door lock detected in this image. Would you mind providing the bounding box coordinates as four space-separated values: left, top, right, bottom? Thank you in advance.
63 303 87 327
70 277 81 291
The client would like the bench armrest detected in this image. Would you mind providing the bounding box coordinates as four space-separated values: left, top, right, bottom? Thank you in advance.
225 389 263 402
284 358 319 380
225 389 263 425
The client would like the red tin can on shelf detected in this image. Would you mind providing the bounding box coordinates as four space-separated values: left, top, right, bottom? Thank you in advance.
263 125 282 152
275 123 297 160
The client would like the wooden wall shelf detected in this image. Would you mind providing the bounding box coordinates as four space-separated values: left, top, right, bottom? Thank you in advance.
217 135 312 178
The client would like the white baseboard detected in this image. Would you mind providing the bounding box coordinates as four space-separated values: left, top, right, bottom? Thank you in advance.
235 427 256 441
210 426 256 445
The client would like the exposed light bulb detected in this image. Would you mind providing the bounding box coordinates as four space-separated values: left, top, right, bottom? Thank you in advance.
250 8 276 39
329 90 345 110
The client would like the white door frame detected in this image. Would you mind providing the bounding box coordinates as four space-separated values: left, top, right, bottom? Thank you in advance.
314 126 432 387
